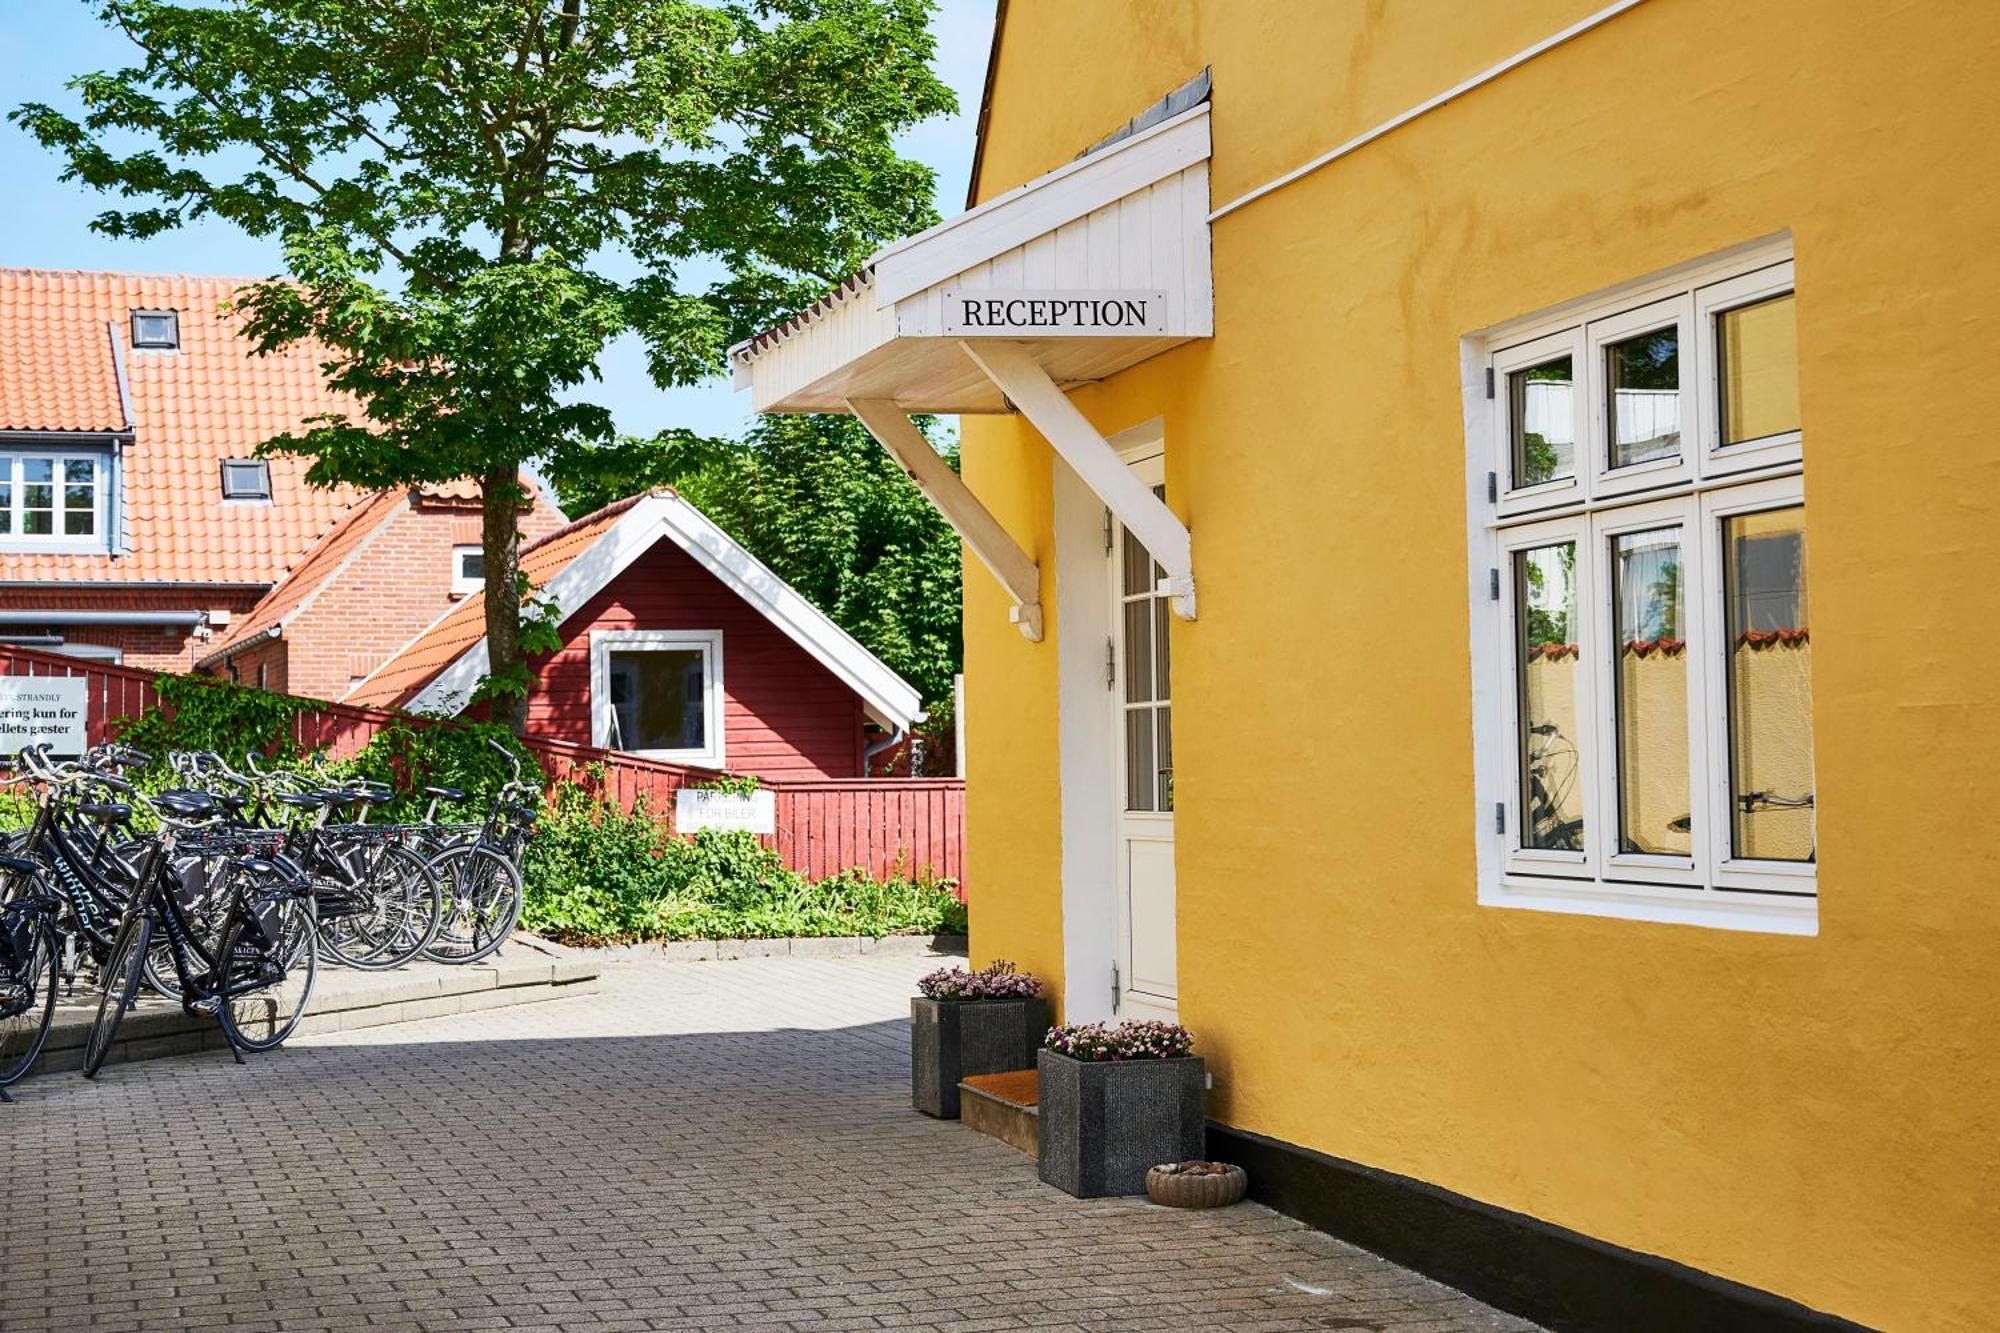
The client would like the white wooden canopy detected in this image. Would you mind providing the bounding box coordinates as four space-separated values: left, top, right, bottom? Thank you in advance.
730 103 1214 640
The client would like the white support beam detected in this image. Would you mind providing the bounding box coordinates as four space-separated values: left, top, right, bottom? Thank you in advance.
846 398 1044 642
957 339 1196 620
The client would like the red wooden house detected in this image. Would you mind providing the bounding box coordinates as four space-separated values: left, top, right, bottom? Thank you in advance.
344 490 923 780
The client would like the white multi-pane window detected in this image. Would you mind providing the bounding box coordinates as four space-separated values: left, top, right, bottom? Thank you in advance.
0 453 107 550
588 630 725 768
1470 241 1814 933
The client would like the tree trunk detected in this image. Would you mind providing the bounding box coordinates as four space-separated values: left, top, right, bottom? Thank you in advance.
482 467 529 733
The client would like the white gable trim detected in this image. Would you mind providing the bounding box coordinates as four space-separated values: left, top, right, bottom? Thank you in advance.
397 493 924 733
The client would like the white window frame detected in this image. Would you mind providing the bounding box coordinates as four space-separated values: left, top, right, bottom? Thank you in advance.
588 629 725 768
1492 327 1586 517
0 452 110 552
1694 259 1802 477
449 545 484 596
1468 237 1815 936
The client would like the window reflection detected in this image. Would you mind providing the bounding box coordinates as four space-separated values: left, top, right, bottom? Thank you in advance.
1607 328 1681 468
1515 544 1582 851
1725 508 1814 861
1612 528 1690 855
1509 355 1575 488
1718 293 1800 447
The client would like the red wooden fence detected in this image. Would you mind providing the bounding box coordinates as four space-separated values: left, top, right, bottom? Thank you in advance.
0 646 965 887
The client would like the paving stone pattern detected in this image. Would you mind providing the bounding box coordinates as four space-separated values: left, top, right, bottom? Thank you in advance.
0 956 1540 1332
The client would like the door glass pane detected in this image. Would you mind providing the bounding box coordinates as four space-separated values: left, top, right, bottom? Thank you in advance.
607 649 706 751
1717 294 1800 447
1156 705 1173 813
1725 507 1814 861
1152 596 1171 701
1508 355 1575 488
1124 707 1155 812
1611 528 1690 855
1515 543 1582 851
21 458 53 535
1607 329 1681 468
1122 598 1153 704
1121 525 1153 598
63 458 94 535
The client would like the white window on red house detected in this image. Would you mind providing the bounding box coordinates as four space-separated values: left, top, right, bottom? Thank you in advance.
1472 240 1812 935
589 630 724 768
0 452 108 550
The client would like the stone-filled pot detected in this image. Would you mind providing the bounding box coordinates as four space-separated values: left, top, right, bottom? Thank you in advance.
910 995 1050 1118
1036 1048 1206 1198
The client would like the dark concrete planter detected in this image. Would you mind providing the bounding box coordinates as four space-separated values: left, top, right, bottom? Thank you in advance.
910 995 1049 1118
1036 1049 1206 1198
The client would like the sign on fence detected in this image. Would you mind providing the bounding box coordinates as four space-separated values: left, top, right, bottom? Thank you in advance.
0 676 89 758
675 787 777 835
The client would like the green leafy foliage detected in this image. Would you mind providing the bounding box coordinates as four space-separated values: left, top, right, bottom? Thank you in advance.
559 412 963 719
15 0 955 710
522 779 965 945
111 673 318 764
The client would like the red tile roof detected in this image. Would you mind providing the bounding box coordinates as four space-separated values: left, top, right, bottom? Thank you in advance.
343 493 653 708
0 269 362 587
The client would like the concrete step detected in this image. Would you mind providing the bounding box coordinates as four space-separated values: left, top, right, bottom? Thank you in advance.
960 1068 1040 1158
23 934 599 1079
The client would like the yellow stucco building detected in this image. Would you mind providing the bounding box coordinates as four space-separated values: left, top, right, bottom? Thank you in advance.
734 3 2000 1327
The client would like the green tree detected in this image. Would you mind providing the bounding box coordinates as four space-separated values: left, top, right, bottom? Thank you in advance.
15 0 953 725
559 412 962 712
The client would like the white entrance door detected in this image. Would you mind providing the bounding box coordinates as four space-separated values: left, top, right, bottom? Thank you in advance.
1111 454 1176 1020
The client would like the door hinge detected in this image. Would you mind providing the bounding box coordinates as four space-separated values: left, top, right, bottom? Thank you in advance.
1487 471 1498 504
1484 366 1496 399
1103 506 1115 555
1495 802 1507 834
1489 567 1501 601
1111 963 1121 1014
1105 636 1117 690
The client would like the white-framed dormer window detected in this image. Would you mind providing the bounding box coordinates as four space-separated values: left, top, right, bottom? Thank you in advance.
589 629 725 768
450 545 484 596
1468 238 1813 935
0 452 109 551
219 458 272 501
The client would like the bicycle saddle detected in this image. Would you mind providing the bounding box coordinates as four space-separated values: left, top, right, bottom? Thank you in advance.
0 854 38 876
215 792 249 813
273 791 327 811
78 801 132 824
423 784 466 803
153 789 218 820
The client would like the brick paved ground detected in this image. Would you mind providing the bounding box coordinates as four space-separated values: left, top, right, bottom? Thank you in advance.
0 956 1539 1332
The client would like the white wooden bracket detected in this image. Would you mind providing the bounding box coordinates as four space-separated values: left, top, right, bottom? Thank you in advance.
846 397 1045 642
957 339 1195 620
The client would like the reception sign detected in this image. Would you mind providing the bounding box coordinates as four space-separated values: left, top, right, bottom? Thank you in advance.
941 288 1169 336
0 676 89 758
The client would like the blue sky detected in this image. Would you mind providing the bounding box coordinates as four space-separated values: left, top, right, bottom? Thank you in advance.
0 1 995 441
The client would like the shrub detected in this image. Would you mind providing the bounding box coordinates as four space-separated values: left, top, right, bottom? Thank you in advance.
520 778 964 945
917 959 1041 1000
1043 1019 1195 1062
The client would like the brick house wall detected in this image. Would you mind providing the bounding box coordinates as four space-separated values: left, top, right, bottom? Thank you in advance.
205 488 565 700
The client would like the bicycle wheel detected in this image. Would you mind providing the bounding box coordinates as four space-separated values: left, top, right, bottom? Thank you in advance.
213 911 316 1053
0 906 59 1089
316 843 442 971
421 845 523 965
82 909 150 1079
